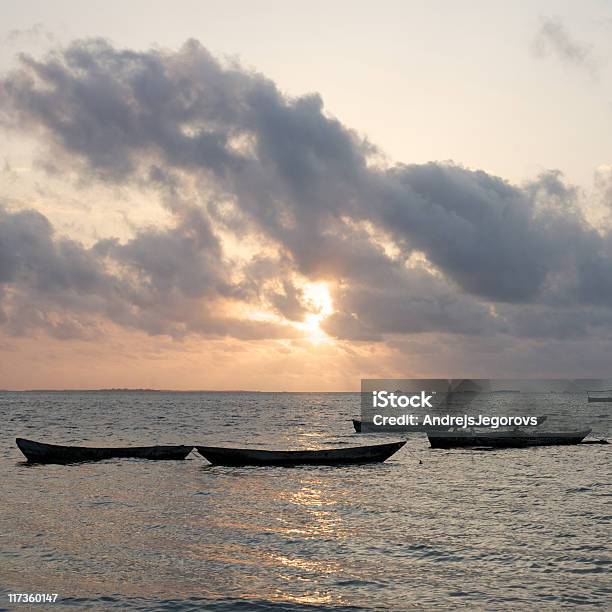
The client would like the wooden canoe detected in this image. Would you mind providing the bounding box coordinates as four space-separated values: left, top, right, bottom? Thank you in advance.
352 419 449 433
427 429 591 449
16 438 193 464
587 390 612 402
196 440 406 466
353 416 548 433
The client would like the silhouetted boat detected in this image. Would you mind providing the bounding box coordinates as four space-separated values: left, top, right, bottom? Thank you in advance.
353 415 547 433
427 429 591 449
587 391 612 402
196 440 406 466
16 438 193 464
352 419 449 433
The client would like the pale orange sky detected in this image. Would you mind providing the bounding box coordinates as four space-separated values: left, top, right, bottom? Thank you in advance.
1 2 612 389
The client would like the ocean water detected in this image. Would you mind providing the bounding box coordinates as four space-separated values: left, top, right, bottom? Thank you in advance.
0 391 610 611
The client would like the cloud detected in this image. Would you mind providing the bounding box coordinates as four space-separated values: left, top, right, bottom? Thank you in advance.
0 204 298 340
2 23 57 47
531 16 598 79
267 280 309 322
1 38 612 351
595 165 612 214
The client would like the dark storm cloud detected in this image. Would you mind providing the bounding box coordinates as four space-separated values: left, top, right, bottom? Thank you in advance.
0 206 106 291
335 272 495 337
1 39 612 344
0 205 111 338
502 303 612 341
94 206 233 299
380 164 558 302
0 204 295 340
321 312 381 342
267 280 309 322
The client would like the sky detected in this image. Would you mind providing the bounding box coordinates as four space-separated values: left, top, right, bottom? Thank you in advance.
1 1 612 389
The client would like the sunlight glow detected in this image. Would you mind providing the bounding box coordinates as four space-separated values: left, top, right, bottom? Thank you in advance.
300 283 334 344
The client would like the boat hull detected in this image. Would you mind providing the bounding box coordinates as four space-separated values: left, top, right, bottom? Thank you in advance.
352 419 448 433
16 438 193 464
196 440 406 466
353 416 547 433
427 430 591 449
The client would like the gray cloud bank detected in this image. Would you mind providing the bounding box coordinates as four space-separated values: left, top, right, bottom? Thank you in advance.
1 39 612 352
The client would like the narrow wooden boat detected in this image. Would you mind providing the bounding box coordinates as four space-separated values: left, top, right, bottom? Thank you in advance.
587 391 612 402
196 440 406 466
352 419 449 433
353 416 548 433
427 429 591 449
16 438 193 464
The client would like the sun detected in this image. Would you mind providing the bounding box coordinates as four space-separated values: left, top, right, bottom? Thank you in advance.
300 283 334 344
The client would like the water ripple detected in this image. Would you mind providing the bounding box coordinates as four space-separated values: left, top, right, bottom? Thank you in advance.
0 391 610 610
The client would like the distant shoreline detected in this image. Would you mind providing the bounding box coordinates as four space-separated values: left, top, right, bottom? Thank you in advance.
0 388 359 393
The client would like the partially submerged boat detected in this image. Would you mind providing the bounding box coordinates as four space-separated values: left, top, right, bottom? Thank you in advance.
353 416 548 433
352 419 449 433
196 440 406 466
16 438 193 464
587 391 612 402
427 429 591 449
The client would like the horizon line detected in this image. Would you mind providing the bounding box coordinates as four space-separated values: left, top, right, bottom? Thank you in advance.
0 388 360 393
